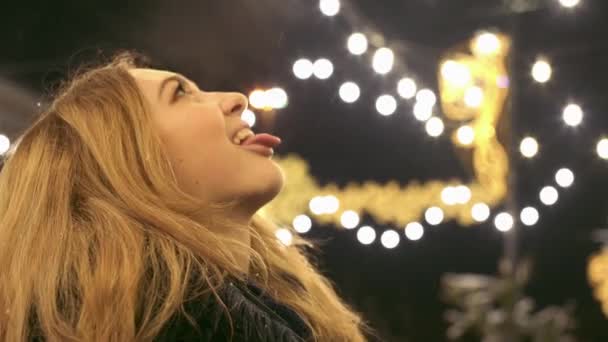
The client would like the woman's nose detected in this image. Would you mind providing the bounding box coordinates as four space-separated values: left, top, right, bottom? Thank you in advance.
220 93 248 117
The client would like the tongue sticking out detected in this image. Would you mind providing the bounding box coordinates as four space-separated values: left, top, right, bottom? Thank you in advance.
241 133 282 148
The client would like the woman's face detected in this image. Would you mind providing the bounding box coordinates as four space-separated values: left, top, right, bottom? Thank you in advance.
129 68 284 221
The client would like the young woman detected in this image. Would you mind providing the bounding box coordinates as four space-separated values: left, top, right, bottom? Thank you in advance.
0 52 379 341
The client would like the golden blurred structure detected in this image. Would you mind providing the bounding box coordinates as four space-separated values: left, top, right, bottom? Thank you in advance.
261 32 511 230
588 249 608 317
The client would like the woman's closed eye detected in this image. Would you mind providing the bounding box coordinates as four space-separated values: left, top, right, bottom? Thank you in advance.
174 80 191 100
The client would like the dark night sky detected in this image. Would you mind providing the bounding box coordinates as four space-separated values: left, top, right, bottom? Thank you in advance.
1 0 607 341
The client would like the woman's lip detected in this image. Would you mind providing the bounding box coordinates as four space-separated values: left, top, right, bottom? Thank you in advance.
240 143 274 157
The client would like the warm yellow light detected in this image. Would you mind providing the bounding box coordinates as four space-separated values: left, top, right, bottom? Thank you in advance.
266 87 288 109
373 48 394 74
347 32 368 55
416 89 437 107
425 117 444 137
405 222 424 241
520 137 539 158
275 228 293 246
0 134 11 155
293 214 312 233
313 58 334 79
241 109 256 127
555 168 574 188
424 207 444 226
413 102 433 121
539 186 559 206
380 230 400 249
464 86 484 107
473 32 501 56
440 60 471 87
376 95 397 116
398 78 417 99
293 59 314 79
520 207 539 226
563 103 583 127
532 59 552 83
357 226 377 245
494 212 514 232
471 203 490 222
559 0 580 8
597 138 608 160
339 82 361 103
340 210 360 229
319 0 340 16
249 89 267 109
456 125 475 146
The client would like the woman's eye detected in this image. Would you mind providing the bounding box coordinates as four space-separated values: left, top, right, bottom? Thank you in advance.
174 81 189 99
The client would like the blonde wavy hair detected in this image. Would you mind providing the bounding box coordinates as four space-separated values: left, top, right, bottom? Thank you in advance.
0 52 378 341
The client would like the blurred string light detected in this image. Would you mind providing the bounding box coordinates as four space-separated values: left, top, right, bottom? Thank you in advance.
440 185 471 205
271 4 606 247
0 135 11 155
456 125 475 146
339 82 361 103
347 32 368 55
319 0 340 16
266 88 288 109
441 186 458 205
539 186 559 206
397 78 417 99
425 206 444 226
441 60 471 87
381 230 400 249
413 102 433 121
563 103 584 127
357 226 377 245
472 32 502 56
555 168 575 188
598 138 608 160
372 47 395 74
405 222 424 241
559 0 581 8
464 86 484 108
425 117 445 137
520 136 539 158
309 195 340 215
248 87 288 110
248 90 266 109
293 214 312 233
532 59 552 83
241 109 256 127
376 94 397 116
455 185 472 204
416 89 437 107
293 58 314 79
275 228 293 246
494 212 514 232
313 58 334 79
471 203 491 222
340 210 360 229
520 207 540 226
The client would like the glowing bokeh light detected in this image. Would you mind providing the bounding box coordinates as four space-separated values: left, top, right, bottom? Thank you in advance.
405 222 424 241
426 117 444 137
347 33 368 55
339 82 361 103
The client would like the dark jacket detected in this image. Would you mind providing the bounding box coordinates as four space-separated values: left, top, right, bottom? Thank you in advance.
155 277 313 341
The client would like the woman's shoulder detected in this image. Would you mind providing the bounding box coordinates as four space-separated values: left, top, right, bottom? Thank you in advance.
155 277 312 342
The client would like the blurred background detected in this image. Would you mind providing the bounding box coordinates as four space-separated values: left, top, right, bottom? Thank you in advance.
1 0 608 341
